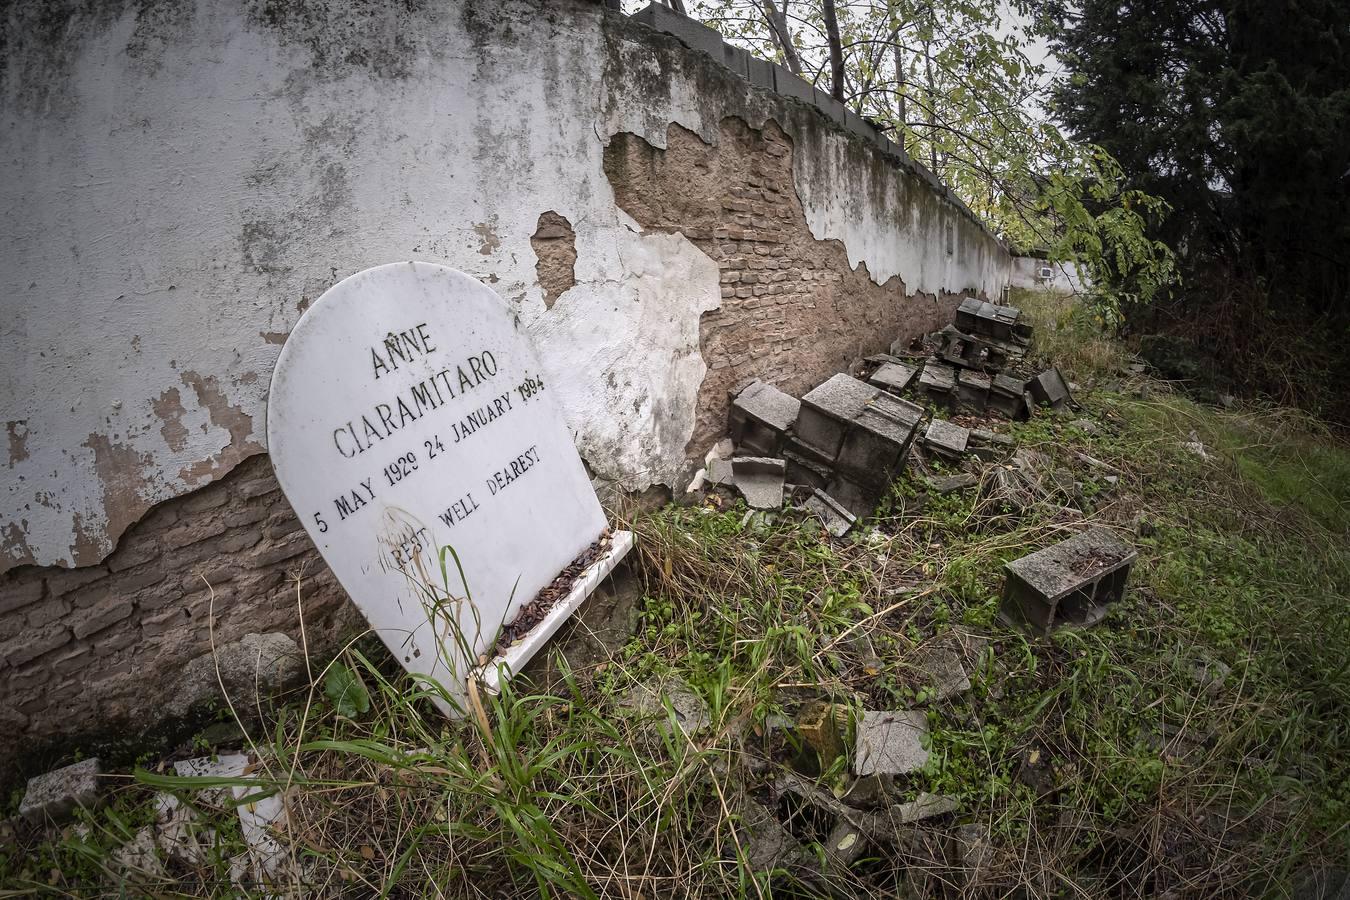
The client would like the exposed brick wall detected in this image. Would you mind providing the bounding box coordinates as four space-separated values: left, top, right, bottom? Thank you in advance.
603 117 964 459
0 455 356 776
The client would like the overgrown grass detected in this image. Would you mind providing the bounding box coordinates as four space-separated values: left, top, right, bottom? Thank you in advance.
3 292 1347 897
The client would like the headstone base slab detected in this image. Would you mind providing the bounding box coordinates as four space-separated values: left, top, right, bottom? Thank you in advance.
481 530 635 694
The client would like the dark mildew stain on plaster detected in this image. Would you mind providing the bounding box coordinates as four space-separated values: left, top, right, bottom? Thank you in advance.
6 421 30 467
530 212 578 310
151 388 189 452
245 0 439 80
177 372 265 485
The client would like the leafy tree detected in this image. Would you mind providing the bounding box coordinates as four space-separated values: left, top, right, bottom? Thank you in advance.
675 0 1176 308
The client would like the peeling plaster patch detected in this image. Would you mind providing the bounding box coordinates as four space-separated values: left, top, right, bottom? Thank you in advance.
473 220 501 256
531 211 578 309
260 330 290 345
151 388 189 452
76 433 155 566
6 421 29 467
2 520 34 568
176 372 264 485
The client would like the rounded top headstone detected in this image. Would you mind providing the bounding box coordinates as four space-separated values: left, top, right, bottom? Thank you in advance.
267 262 606 712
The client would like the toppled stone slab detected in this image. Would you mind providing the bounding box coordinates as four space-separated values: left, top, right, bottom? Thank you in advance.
955 297 1021 342
968 428 1014 462
782 447 831 490
854 710 928 776
1027 367 1074 410
707 456 735 486
868 361 919 395
732 457 786 509
865 352 907 366
20 757 102 824
797 374 878 459
730 380 801 456
923 419 969 460
804 489 856 538
824 475 879 520
1000 527 1138 635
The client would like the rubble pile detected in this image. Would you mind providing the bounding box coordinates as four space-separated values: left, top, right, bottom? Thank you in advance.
701 294 1080 533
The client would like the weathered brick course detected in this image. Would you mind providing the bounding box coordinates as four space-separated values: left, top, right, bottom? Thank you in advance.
0 455 354 776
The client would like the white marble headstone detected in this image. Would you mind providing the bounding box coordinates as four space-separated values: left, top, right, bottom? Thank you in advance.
267 262 607 711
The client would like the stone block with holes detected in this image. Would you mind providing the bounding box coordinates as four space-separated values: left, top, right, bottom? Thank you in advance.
999 528 1137 635
795 373 877 460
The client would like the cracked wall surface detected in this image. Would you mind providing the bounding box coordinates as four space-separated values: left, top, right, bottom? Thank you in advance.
0 0 1009 768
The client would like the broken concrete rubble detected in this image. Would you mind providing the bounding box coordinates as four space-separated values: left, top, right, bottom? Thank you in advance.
868 361 919 395
923 418 969 461
731 456 786 509
1000 527 1138 635
803 489 855 537
20 757 102 824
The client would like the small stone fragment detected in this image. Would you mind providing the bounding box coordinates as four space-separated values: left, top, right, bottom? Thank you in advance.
738 799 804 870
20 757 102 824
927 473 977 495
950 823 993 884
796 700 849 772
854 710 928 776
707 457 735 486
112 826 166 882
893 791 958 823
731 457 786 509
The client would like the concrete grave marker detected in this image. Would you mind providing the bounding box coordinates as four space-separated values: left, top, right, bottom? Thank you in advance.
267 262 631 711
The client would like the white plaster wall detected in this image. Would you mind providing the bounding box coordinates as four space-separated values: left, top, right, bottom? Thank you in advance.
1010 256 1090 294
0 0 1007 571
